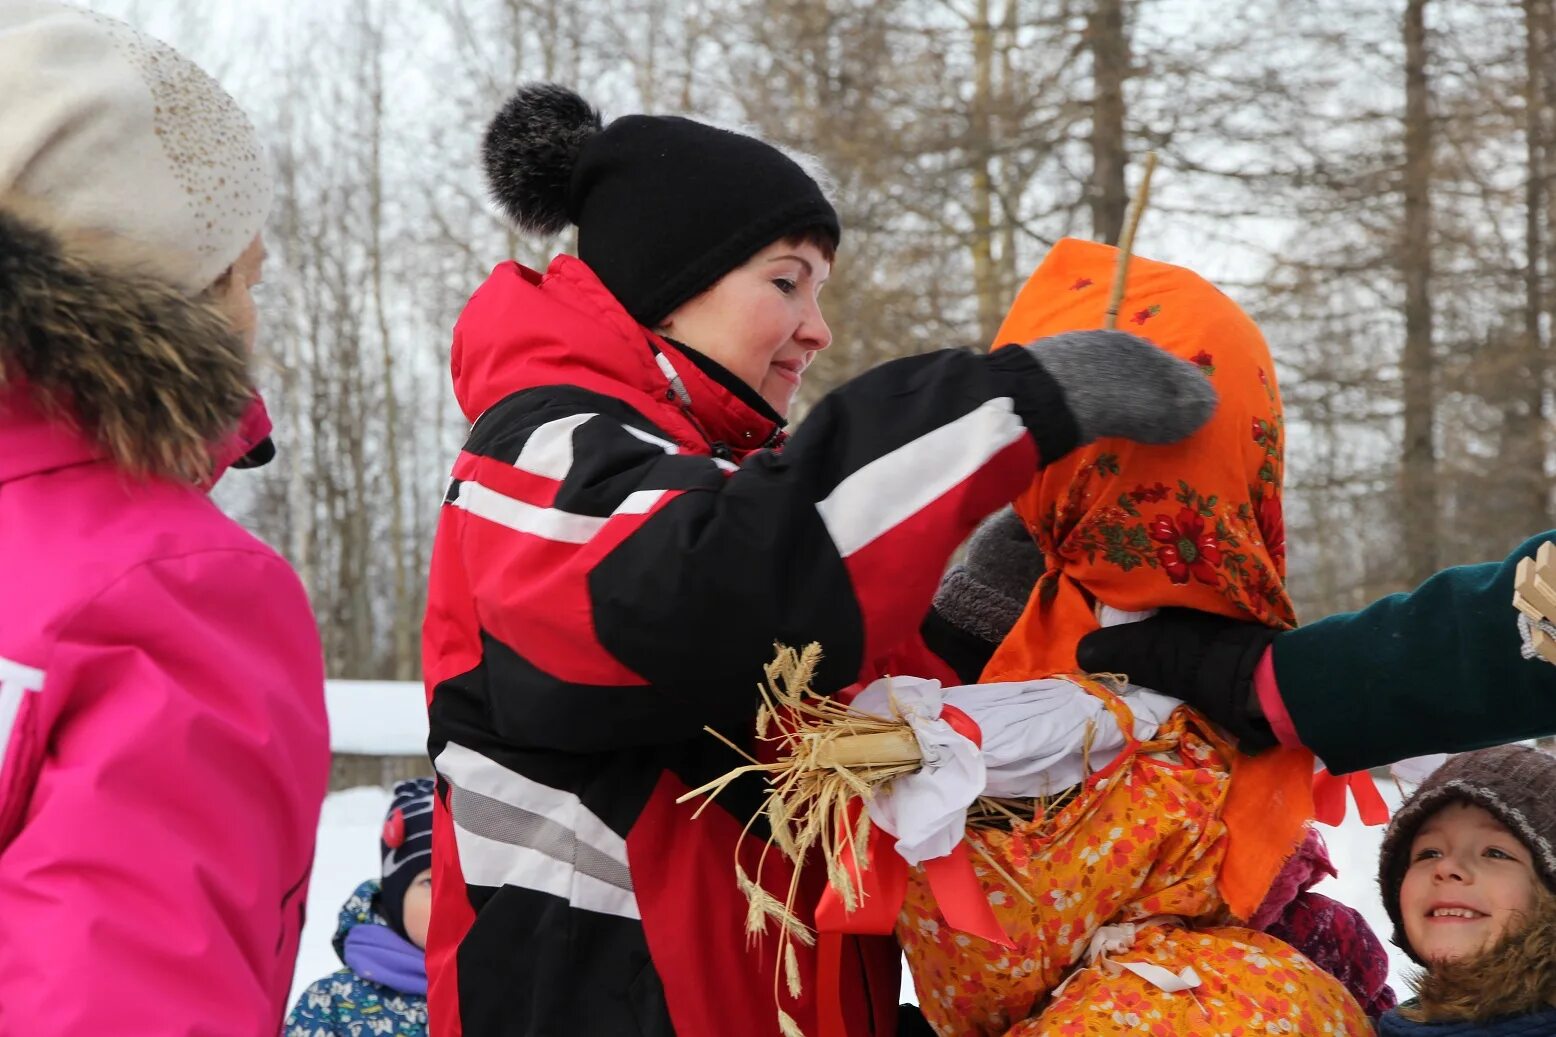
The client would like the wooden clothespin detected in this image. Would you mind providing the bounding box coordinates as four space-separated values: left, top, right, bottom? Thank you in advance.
1512 541 1556 665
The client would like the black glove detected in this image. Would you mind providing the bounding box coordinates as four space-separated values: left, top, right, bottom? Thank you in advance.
1075 607 1282 752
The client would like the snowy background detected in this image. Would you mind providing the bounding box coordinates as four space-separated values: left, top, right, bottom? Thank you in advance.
294 682 1422 1009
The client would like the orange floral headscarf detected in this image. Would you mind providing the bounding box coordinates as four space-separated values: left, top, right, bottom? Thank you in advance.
981 238 1312 920
983 237 1293 684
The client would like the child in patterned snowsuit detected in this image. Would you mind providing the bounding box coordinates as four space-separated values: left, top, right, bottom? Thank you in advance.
285 780 434 1037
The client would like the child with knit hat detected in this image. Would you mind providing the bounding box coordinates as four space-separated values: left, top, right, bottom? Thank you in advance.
0 4 327 1033
1374 745 1556 1034
424 84 1225 1035
286 779 436 1037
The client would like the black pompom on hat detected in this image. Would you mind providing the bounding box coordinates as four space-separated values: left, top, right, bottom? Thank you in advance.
482 83 840 327
483 84 603 236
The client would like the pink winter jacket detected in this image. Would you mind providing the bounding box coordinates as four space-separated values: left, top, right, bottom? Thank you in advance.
0 203 330 1035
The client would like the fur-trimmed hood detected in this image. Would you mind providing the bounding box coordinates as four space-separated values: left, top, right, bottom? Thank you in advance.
0 194 261 483
1390 888 1556 1028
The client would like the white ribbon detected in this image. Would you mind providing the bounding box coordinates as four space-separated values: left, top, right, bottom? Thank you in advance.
1050 917 1204 1008
848 676 986 864
845 605 1183 866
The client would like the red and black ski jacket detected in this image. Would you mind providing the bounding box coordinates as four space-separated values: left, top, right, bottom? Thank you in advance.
422 255 1079 1036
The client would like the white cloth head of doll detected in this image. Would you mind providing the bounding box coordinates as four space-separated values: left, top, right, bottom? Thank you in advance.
849 603 1178 865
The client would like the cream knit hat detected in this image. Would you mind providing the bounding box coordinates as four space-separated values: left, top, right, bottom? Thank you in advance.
0 1 272 291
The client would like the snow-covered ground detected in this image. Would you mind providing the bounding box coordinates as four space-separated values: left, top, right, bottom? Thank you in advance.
290 779 1421 1011
324 680 428 755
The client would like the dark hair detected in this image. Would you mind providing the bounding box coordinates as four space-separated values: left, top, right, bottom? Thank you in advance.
780 224 838 264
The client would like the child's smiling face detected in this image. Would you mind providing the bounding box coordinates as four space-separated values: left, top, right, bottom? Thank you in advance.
1401 802 1540 963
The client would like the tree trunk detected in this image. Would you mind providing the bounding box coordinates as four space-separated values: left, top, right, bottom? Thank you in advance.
969 0 1002 345
996 0 1021 308
1088 0 1128 245
1401 0 1438 583
1540 0 1556 504
361 1 413 679
1510 0 1551 534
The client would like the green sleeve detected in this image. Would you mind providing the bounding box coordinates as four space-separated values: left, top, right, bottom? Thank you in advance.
1273 532 1556 773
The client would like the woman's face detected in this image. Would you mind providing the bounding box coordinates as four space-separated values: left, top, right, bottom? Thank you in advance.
657 238 832 418
1400 802 1540 963
401 868 433 951
209 233 267 352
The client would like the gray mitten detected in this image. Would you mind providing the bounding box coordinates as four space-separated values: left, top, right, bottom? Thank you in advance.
1026 330 1218 446
932 506 1043 644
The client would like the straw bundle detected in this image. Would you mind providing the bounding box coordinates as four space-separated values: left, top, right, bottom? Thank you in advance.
679 644 1111 1035
677 643 925 1035
678 642 919 915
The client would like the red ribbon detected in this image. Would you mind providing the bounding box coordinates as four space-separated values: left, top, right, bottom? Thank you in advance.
938 703 982 749
817 932 844 1037
1312 768 1390 827
812 708 1012 1037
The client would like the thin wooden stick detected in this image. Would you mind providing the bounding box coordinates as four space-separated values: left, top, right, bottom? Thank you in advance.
971 837 1037 904
1102 151 1160 330
971 797 1027 826
702 724 765 767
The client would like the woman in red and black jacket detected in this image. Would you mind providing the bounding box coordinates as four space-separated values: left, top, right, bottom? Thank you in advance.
422 83 1218 1037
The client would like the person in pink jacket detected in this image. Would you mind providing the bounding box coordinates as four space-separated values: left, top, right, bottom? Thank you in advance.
0 3 330 1033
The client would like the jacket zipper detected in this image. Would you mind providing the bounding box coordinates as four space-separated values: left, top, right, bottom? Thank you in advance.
652 344 775 462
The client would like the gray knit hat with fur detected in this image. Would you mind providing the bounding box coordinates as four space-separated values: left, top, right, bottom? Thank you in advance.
1378 744 1556 963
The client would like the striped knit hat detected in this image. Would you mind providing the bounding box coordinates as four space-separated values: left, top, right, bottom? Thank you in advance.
1378 745 1556 963
380 777 435 940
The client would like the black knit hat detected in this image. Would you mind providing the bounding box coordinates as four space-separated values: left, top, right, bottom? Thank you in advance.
379 777 435 941
482 83 840 327
1378 745 1556 963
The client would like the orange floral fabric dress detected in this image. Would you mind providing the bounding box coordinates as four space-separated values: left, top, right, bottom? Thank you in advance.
896 679 1368 1036
893 240 1364 1035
